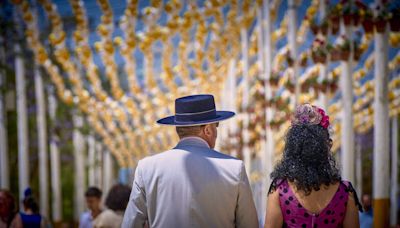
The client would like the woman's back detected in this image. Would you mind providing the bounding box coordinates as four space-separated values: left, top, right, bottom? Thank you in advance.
264 104 361 228
288 181 340 215
19 213 41 228
278 180 350 228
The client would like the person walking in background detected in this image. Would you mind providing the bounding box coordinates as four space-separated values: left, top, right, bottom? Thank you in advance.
264 104 363 228
93 184 131 228
19 188 49 228
79 187 103 228
0 189 22 228
359 194 373 228
122 94 258 228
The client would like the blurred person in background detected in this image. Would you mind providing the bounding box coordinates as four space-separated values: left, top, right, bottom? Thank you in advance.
19 188 49 228
93 184 131 228
0 189 22 228
359 194 373 228
79 187 103 228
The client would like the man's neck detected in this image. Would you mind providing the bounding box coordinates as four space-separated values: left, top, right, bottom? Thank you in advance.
91 209 102 218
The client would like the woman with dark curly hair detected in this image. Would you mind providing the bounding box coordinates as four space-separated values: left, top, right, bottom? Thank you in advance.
264 104 362 228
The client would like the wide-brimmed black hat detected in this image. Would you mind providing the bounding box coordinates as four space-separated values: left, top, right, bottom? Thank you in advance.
156 94 235 126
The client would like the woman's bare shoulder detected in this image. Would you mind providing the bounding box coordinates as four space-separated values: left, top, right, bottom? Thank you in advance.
11 213 23 228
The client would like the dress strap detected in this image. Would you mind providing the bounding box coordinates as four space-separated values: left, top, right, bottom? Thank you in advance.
268 178 284 194
341 180 363 212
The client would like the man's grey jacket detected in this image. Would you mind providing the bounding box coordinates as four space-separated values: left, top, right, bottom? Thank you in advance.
122 137 259 228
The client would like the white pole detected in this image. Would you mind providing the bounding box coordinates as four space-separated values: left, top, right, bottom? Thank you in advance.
34 65 49 217
95 141 103 188
14 7 29 203
256 7 264 74
216 80 228 151
48 87 62 222
31 0 49 217
103 149 114 195
318 66 328 110
241 27 251 174
390 117 398 227
256 7 265 221
355 136 362 196
73 113 86 221
373 0 390 225
0 35 9 189
287 0 299 105
88 133 96 187
263 0 274 218
228 59 238 157
340 21 355 184
318 0 329 110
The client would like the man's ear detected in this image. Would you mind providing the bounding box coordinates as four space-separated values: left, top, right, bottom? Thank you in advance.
203 124 212 136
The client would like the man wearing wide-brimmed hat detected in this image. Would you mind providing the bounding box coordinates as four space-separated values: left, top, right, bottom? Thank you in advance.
122 94 258 228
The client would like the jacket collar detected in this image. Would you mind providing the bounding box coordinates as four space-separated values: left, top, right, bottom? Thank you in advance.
175 136 210 149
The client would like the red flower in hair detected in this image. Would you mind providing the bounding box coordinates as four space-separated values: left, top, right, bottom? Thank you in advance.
317 108 330 129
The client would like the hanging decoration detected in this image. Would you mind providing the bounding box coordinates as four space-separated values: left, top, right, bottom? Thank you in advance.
11 0 400 168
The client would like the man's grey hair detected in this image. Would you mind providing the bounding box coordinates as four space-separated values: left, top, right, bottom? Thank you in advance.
176 125 205 139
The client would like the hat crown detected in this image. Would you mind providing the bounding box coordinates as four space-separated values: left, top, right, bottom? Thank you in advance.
156 94 235 126
175 94 216 114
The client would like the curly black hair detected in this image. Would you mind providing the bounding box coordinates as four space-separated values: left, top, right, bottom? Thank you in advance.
269 124 341 195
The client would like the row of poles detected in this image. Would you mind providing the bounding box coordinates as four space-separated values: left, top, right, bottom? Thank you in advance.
219 0 398 227
0 7 118 223
217 0 280 222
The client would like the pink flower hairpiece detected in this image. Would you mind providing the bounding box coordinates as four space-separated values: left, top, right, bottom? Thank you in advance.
292 104 330 129
317 107 330 129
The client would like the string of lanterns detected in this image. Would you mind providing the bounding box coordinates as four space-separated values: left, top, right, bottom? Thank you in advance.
12 0 400 169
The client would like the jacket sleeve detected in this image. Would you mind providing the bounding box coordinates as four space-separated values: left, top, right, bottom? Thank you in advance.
235 162 259 228
122 161 148 228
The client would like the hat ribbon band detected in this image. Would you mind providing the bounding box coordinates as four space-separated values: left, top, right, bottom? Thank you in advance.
175 109 216 116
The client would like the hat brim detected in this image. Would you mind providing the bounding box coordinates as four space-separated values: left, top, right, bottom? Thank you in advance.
156 111 235 126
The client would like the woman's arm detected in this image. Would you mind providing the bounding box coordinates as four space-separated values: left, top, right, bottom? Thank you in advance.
343 192 360 228
264 190 283 228
11 213 23 228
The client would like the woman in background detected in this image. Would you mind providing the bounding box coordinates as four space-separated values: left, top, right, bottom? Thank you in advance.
264 104 362 228
0 189 22 228
19 188 49 228
93 184 131 228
